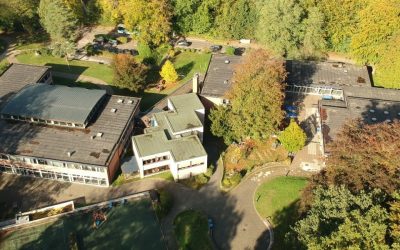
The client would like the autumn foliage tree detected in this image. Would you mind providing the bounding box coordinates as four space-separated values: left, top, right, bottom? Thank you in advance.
209 49 286 144
112 54 147 92
160 60 178 84
279 119 306 153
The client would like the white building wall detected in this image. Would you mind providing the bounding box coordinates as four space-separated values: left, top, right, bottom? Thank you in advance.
176 155 207 180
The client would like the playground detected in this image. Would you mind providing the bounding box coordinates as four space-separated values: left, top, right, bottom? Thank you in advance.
0 198 165 250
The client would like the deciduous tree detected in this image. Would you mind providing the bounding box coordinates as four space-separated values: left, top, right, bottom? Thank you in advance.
112 54 148 92
374 35 400 89
39 0 79 43
290 186 391 249
350 0 400 64
160 60 178 84
209 49 286 143
279 119 306 153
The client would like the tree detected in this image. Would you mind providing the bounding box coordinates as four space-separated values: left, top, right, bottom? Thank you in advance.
214 0 258 39
301 7 326 59
172 0 202 33
209 105 235 144
209 49 286 143
350 0 400 64
160 60 178 83
290 186 391 249
38 0 79 43
112 54 148 92
279 119 306 153
0 0 41 34
390 193 400 248
191 0 220 34
374 35 400 88
317 0 363 53
119 0 172 46
298 120 400 215
256 0 305 57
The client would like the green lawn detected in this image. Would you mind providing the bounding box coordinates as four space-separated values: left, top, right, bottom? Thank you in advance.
254 176 308 249
172 51 211 84
173 210 213 250
53 76 101 89
0 59 9 75
16 53 113 83
0 199 164 250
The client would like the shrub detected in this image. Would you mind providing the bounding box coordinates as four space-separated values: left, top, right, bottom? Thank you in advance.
222 171 243 188
154 189 173 219
225 46 236 55
137 43 153 58
116 36 128 44
160 60 178 83
167 49 176 58
194 173 209 185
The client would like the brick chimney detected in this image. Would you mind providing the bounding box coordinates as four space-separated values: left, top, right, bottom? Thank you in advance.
193 73 199 93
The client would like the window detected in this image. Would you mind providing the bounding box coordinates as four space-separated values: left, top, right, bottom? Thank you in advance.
37 159 48 165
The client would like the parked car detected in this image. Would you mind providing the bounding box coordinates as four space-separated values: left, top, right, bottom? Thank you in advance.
117 24 131 35
177 40 190 46
210 45 222 52
130 49 139 56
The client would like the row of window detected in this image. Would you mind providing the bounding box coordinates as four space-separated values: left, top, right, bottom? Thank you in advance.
0 165 107 186
143 155 169 165
0 114 86 128
1 154 106 173
178 162 205 171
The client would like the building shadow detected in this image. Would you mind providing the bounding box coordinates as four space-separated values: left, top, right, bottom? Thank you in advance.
45 63 89 80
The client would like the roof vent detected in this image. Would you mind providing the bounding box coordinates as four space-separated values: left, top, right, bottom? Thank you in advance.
127 100 133 104
91 135 96 140
384 111 389 115
110 108 117 113
371 117 377 122
67 151 74 157
369 109 375 113
224 60 230 64
223 80 228 84
343 69 348 73
117 99 124 104
96 132 103 138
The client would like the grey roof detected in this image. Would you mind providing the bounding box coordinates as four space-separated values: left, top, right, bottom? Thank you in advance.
168 93 204 112
0 64 50 104
132 131 206 162
321 87 400 150
1 84 106 125
201 54 242 97
286 60 371 88
0 95 140 166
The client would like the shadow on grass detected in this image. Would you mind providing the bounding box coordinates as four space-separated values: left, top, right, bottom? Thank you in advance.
176 61 194 79
45 63 88 79
53 76 101 90
260 200 300 250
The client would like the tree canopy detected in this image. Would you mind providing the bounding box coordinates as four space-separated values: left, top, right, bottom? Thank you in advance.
112 54 148 92
160 60 178 83
279 119 306 153
209 49 286 144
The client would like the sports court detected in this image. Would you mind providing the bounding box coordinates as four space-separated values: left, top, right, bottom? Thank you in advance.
0 198 165 250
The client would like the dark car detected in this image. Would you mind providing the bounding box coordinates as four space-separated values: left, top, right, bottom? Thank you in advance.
177 40 190 46
130 49 139 56
210 45 222 52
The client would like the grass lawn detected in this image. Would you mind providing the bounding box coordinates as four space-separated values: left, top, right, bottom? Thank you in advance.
0 199 164 250
0 59 9 75
173 210 213 250
112 171 174 187
0 39 7 54
254 176 308 249
16 53 113 83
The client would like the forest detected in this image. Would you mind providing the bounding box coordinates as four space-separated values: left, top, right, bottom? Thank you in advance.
0 0 399 87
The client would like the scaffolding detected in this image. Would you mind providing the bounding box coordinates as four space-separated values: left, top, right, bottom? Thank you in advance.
286 84 344 100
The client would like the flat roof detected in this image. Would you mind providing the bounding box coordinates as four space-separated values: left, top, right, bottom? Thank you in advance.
1 84 107 125
132 131 206 162
0 63 50 104
168 93 204 112
201 54 242 97
0 95 140 166
286 60 371 87
321 87 400 150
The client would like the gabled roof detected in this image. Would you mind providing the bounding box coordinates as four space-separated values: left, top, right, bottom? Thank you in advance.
1 84 107 125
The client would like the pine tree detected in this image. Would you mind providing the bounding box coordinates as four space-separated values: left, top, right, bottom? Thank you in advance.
278 119 306 153
160 60 178 84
